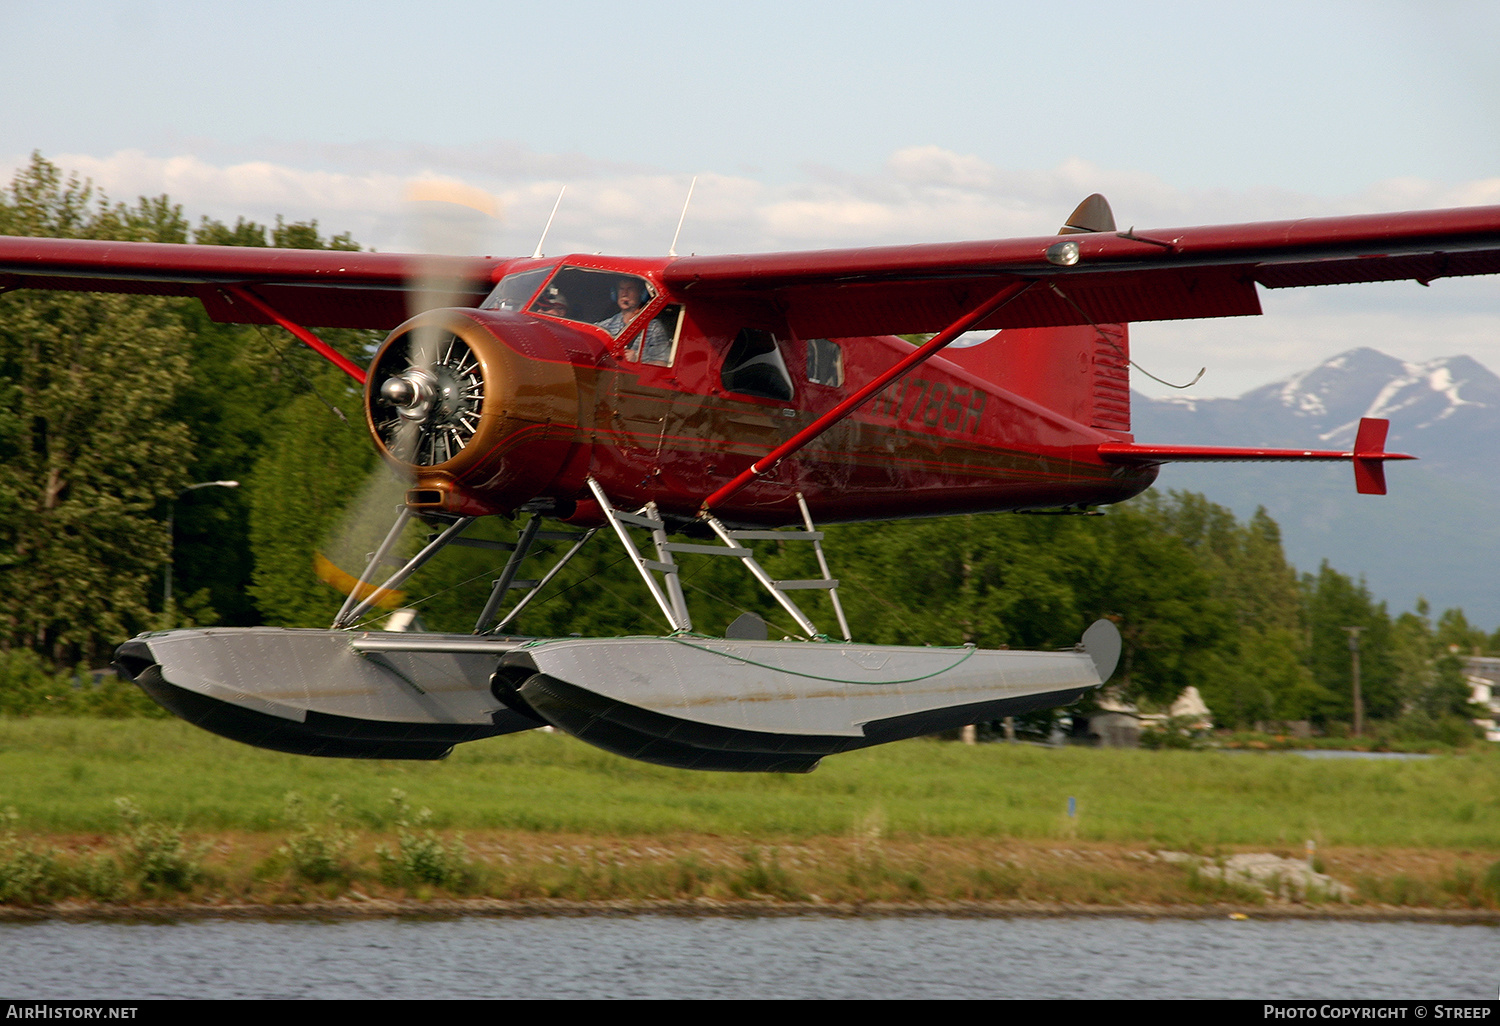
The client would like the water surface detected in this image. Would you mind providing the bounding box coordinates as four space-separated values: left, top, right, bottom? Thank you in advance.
2 915 1494 999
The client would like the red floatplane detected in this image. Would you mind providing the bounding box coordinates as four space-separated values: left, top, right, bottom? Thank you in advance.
3 194 1492 770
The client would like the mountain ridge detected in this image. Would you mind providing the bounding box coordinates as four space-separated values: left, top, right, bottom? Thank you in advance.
1130 347 1500 626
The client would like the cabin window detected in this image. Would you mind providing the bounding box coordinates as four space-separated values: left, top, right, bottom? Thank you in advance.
721 329 795 401
528 266 657 338
480 266 553 311
806 338 843 387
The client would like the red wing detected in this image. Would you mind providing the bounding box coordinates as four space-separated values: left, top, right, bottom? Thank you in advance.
662 205 1500 338
0 237 501 329
7 204 1500 335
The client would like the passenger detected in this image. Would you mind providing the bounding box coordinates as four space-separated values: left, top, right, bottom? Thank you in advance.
532 285 569 318
635 312 673 365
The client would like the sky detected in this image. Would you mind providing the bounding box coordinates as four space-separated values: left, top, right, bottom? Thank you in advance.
3 0 1498 398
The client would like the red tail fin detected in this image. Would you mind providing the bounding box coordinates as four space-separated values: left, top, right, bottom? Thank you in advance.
1353 416 1391 495
944 322 1131 434
944 194 1131 434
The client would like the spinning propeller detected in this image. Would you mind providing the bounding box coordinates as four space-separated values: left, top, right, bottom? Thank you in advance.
373 181 499 469
315 182 502 620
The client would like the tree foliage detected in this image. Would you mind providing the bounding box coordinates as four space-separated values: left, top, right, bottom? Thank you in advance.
0 154 194 664
0 154 378 658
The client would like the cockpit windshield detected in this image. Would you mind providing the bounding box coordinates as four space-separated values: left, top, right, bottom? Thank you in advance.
483 265 676 365
479 266 553 312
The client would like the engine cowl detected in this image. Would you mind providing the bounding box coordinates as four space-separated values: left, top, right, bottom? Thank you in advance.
365 309 588 515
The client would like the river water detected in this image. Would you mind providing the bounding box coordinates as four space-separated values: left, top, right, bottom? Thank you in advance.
2 915 1495 999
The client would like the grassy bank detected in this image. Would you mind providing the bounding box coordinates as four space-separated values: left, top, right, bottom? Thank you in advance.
3 718 1499 910
3 718 1498 847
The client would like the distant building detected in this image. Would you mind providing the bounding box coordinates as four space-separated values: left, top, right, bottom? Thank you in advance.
1139 686 1214 733
1463 656 1500 742
1082 686 1214 747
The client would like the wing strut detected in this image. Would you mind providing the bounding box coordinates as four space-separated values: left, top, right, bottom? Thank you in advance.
223 285 368 384
700 279 1032 511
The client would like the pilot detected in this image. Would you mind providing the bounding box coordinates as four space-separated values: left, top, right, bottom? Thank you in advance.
533 285 569 318
595 277 647 335
597 276 671 364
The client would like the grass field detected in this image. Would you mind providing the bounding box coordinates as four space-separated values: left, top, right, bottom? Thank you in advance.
3 718 1498 909
2 718 1499 847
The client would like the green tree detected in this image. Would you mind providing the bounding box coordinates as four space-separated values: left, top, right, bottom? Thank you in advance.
246 386 379 627
0 155 195 665
0 153 378 660
173 213 377 627
1079 496 1230 707
1139 498 1316 727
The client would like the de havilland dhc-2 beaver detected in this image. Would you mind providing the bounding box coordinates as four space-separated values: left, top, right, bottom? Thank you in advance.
3 193 1496 772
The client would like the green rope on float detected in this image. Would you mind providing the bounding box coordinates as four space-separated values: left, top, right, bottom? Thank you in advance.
664 636 980 685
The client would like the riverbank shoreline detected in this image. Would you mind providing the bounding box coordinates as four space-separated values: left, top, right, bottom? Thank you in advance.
4 896 1498 924
6 831 1498 917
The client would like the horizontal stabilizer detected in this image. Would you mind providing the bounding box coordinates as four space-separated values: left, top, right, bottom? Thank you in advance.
1096 417 1413 494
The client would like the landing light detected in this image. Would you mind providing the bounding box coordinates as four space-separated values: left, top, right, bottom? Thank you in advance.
1045 240 1081 266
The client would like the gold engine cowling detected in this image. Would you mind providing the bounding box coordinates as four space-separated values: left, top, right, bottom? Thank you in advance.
365 309 586 516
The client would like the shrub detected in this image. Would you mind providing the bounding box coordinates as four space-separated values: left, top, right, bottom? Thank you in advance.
73 853 125 901
1483 861 1500 905
0 807 65 904
729 848 806 901
278 792 354 884
375 790 471 890
1139 716 1212 751
115 797 204 893
0 651 70 717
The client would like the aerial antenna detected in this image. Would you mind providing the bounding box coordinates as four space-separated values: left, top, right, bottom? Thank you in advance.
532 185 566 259
668 176 698 257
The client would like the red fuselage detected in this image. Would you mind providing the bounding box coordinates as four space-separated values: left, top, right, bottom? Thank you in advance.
368 254 1156 527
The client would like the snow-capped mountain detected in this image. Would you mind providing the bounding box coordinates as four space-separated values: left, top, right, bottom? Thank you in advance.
1135 347 1500 484
1131 348 1500 626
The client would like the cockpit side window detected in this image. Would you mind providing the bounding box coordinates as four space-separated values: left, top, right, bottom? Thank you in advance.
480 267 553 311
626 304 681 367
721 329 795 402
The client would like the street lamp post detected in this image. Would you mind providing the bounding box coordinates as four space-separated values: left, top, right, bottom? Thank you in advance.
165 480 240 610
1343 626 1365 737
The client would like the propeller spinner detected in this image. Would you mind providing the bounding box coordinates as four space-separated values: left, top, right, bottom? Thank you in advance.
373 332 485 466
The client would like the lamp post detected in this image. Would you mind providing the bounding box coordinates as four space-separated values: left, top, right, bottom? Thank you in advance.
165 480 239 610
1343 626 1365 737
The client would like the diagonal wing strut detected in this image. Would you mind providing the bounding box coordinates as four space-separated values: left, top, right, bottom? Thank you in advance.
700 280 1032 512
